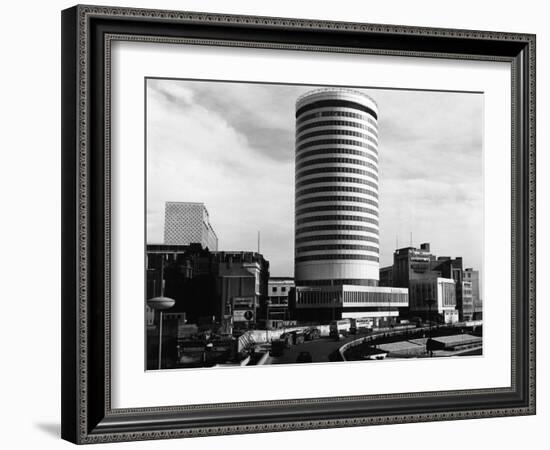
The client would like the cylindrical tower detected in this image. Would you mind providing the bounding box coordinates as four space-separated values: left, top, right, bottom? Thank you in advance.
294 88 380 287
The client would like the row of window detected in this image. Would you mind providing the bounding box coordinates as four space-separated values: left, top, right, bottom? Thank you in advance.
296 119 378 137
296 110 378 131
296 157 378 173
296 138 378 154
297 279 378 287
295 254 379 262
296 185 379 199
295 195 379 209
343 291 408 305
296 128 378 146
296 176 379 191
295 234 379 244
271 286 287 292
297 166 379 182
296 244 379 254
296 214 379 226
296 147 378 164
296 99 378 120
295 224 379 235
297 291 341 305
296 204 379 217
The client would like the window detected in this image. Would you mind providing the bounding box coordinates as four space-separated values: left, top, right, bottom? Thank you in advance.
296 138 378 154
297 146 378 164
272 287 277 293
281 287 286 292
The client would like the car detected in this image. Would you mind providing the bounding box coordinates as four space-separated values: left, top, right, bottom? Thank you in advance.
304 327 321 341
291 331 305 345
296 351 312 363
278 332 293 348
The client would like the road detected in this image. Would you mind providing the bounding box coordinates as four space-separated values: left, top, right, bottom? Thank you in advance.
267 335 360 364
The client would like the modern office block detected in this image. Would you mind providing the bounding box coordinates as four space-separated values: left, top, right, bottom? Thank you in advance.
163 202 218 251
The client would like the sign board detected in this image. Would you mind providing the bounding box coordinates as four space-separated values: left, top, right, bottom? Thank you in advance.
234 309 255 322
233 297 255 307
177 324 198 338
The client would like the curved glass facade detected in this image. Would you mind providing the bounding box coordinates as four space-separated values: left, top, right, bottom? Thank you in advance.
295 89 380 285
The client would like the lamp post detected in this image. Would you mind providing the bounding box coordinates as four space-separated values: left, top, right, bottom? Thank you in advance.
147 255 175 369
148 296 175 369
425 298 436 357
265 299 271 344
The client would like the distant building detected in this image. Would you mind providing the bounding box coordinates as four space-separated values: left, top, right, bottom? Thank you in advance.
432 255 468 320
379 266 394 286
267 277 294 324
216 251 270 331
409 277 459 324
146 244 218 324
382 243 481 322
146 244 269 329
163 202 218 251
391 243 437 288
464 268 482 320
461 281 474 321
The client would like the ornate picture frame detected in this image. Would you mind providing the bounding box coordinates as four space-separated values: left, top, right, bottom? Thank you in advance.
61 5 536 444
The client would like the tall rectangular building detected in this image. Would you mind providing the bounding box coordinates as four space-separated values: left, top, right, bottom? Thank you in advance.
163 202 218 251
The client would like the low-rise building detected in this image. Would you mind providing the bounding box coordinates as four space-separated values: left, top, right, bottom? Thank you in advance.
266 277 294 325
409 277 459 324
289 285 408 326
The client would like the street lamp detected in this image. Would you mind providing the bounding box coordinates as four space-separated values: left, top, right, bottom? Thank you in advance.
148 296 175 369
147 253 175 370
265 299 272 344
425 298 436 357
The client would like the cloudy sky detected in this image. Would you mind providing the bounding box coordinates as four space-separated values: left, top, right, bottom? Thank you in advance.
146 78 483 279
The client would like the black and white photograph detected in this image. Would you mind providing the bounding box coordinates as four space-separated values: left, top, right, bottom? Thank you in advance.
145 78 484 370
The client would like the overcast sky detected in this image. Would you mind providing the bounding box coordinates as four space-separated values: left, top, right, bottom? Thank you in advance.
146 78 483 279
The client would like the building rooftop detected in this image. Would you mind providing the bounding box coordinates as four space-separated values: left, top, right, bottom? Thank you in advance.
296 87 378 108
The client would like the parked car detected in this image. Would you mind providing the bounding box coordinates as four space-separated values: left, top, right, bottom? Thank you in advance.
291 331 305 345
304 327 321 341
278 332 293 348
296 351 313 363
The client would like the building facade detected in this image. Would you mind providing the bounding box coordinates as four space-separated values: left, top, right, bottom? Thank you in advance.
381 243 482 322
295 88 381 286
163 202 218 251
464 268 482 319
292 88 408 322
291 285 408 325
267 277 294 324
390 243 436 288
409 277 459 324
146 244 269 330
216 251 270 331
461 281 474 321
